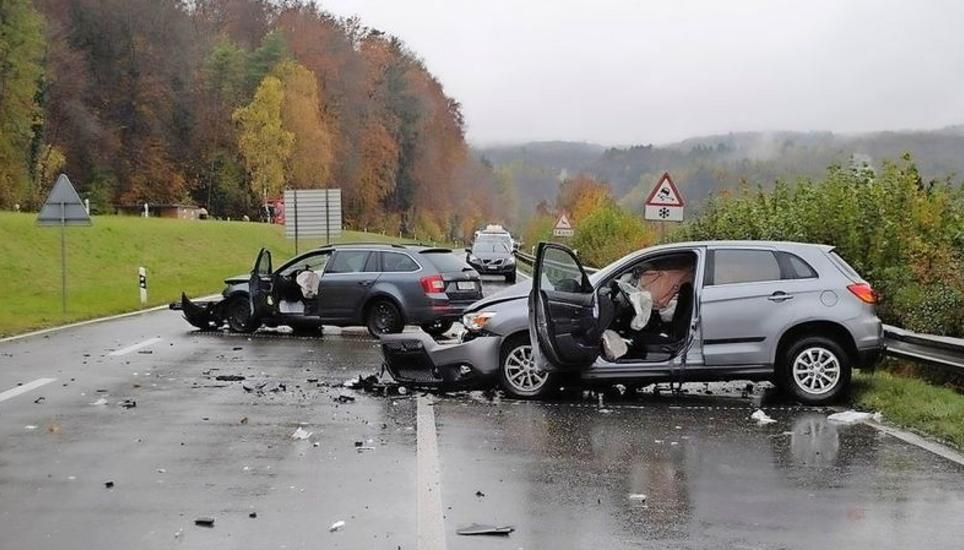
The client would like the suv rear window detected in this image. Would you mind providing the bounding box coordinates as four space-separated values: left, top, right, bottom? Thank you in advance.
707 249 781 285
420 251 469 273
828 250 861 281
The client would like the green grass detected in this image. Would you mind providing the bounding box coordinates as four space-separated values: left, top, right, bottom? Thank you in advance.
853 366 964 449
0 212 416 336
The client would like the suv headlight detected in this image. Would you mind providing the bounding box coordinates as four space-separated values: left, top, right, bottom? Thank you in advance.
505 256 516 264
462 311 496 331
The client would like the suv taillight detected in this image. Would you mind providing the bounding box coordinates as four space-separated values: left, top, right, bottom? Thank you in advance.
420 274 446 294
848 283 877 304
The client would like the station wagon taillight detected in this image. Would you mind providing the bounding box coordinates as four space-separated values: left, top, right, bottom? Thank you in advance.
847 283 877 304
420 274 446 294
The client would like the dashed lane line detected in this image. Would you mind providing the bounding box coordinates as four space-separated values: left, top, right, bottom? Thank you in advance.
107 337 163 357
416 395 447 550
0 378 57 404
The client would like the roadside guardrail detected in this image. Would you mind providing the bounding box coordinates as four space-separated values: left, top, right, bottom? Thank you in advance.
514 249 964 374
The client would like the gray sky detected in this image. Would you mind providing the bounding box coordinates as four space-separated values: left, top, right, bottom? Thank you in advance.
318 0 964 146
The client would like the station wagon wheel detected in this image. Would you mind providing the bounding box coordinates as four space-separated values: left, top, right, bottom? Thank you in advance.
498 335 555 399
366 299 403 336
780 336 851 405
226 295 258 333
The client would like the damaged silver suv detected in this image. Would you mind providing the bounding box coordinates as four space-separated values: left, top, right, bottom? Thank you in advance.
379 241 884 405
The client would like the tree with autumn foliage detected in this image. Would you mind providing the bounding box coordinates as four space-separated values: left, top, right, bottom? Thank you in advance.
273 60 334 190
557 174 613 223
233 76 293 199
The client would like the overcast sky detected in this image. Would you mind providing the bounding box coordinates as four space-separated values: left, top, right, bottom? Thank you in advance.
318 0 964 146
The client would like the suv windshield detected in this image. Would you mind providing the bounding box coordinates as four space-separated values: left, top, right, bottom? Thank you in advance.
472 237 511 254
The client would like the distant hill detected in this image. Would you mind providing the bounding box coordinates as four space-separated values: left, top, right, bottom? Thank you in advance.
477 127 964 215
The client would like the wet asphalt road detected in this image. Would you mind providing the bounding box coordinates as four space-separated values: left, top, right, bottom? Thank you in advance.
0 275 962 549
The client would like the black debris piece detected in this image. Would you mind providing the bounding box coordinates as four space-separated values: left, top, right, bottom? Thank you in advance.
242 379 286 394
306 378 319 383
232 346 243 351
119 399 137 409
335 394 356 403
240 416 249 424
248 512 257 518
215 374 246 381
34 396 45 404
456 524 514 536
137 350 153 355
475 490 485 498
354 441 363 447
105 480 114 488
194 517 215 528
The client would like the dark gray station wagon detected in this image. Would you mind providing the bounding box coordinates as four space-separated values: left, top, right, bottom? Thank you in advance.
178 243 482 337
380 241 884 405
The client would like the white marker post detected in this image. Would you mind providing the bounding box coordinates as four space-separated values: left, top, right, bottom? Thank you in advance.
138 267 147 304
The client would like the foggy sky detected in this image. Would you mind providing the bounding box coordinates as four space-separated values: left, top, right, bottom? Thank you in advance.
318 0 964 146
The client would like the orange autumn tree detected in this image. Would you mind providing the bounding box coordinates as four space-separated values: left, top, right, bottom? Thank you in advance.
557 174 613 223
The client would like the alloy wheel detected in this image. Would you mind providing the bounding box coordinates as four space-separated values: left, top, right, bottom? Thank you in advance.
791 347 841 395
503 344 548 393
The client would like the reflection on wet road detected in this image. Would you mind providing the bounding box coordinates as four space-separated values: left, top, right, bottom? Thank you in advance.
436 396 964 549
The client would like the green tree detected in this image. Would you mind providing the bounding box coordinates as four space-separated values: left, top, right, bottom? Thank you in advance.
273 60 333 189
0 0 45 207
233 76 294 199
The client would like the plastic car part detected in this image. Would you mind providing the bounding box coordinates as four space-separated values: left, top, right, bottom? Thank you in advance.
179 293 225 330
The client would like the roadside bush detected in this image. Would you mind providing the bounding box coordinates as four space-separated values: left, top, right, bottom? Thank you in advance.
677 155 964 336
570 204 655 267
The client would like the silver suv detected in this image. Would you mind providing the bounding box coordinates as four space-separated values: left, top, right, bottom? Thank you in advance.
380 241 884 405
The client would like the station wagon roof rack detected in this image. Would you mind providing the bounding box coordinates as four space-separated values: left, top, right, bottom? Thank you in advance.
315 242 409 249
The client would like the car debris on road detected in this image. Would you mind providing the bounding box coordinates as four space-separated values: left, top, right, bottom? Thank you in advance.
456 523 515 536
751 409 776 425
827 410 882 424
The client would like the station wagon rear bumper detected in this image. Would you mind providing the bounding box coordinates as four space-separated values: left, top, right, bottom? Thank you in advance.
379 331 501 389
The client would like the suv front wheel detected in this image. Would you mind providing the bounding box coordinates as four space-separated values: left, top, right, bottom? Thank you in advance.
779 336 851 405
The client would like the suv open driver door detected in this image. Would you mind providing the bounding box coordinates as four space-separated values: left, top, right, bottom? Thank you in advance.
528 242 604 372
248 248 273 320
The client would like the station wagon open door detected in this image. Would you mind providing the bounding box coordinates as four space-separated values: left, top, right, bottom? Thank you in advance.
528 242 603 371
248 248 273 320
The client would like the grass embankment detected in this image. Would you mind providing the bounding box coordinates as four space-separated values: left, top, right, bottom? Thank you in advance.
853 363 964 449
0 212 410 336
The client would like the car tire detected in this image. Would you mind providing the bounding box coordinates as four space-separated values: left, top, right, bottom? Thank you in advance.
498 334 556 399
778 335 851 405
225 295 259 333
366 299 404 337
505 270 516 284
421 320 454 337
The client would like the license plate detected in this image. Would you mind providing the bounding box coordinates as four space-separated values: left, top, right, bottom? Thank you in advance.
457 281 476 291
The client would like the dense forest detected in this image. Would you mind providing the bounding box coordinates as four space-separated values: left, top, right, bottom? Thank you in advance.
481 128 964 217
0 0 502 240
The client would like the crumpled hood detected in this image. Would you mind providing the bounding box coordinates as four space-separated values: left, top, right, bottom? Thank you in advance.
466 279 530 312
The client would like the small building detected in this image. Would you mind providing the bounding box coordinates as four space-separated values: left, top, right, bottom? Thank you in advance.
115 203 202 220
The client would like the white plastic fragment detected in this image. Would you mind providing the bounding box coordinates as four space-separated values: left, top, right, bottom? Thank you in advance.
24 425 37 430
89 398 108 406
628 494 647 501
291 427 313 440
329 520 345 532
827 410 882 424
750 409 777 425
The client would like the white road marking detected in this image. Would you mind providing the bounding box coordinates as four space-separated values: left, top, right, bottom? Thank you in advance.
416 395 447 550
108 337 163 357
866 419 964 467
0 378 57 404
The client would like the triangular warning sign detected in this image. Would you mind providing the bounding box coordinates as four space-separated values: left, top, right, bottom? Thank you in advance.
644 172 685 207
37 174 91 226
555 213 572 230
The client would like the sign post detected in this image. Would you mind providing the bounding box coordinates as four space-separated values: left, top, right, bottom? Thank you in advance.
643 172 685 237
553 213 574 238
138 267 148 304
37 174 92 313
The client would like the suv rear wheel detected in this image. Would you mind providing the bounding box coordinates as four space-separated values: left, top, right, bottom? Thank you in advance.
498 334 556 399
779 335 851 405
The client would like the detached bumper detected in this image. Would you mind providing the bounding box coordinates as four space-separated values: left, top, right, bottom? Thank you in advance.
169 293 226 330
380 331 501 389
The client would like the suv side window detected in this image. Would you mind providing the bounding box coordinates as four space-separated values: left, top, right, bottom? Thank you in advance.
326 250 371 274
382 251 419 272
707 249 781 285
777 251 817 280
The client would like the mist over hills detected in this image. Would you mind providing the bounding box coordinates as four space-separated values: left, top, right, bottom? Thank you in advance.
475 126 964 216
